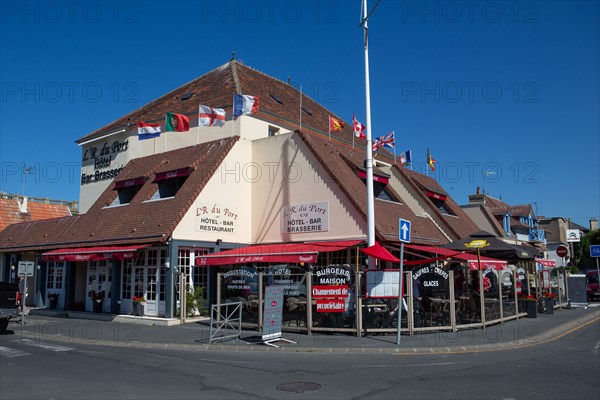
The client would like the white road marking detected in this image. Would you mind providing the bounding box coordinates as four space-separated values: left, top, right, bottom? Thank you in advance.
18 339 74 352
0 346 30 358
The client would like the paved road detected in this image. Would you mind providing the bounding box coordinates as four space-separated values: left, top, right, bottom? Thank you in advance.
1 307 598 400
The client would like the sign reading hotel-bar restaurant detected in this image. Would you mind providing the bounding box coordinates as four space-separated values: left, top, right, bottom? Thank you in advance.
281 201 329 234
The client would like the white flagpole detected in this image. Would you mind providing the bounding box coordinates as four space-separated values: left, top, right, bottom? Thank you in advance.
328 114 331 140
197 105 200 145
299 85 303 131
361 0 376 251
232 92 235 136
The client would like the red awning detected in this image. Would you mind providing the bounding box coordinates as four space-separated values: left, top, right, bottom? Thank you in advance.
536 258 556 268
196 240 363 266
360 242 399 262
405 244 507 270
42 244 148 262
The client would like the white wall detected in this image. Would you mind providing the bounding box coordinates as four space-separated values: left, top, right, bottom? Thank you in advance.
172 139 254 243
78 117 291 213
250 133 365 243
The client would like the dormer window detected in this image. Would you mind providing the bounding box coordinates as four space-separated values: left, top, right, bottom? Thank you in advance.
356 168 399 202
148 167 192 201
109 177 147 206
425 190 456 216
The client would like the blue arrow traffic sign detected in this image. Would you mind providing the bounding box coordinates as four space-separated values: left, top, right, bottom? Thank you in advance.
591 245 600 257
399 219 411 243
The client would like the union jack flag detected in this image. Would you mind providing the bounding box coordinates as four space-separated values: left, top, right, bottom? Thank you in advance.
373 131 394 152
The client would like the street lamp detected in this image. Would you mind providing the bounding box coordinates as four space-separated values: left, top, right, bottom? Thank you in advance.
465 239 490 325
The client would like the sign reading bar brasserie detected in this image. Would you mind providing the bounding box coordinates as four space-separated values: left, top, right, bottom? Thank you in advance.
281 201 329 234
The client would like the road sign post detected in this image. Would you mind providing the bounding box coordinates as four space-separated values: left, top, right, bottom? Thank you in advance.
592 245 600 295
397 219 411 346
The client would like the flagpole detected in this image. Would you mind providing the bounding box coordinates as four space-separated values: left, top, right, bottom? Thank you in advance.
299 85 303 131
328 114 331 140
361 0 376 254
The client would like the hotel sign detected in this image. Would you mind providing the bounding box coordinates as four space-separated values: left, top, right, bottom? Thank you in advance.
281 201 329 234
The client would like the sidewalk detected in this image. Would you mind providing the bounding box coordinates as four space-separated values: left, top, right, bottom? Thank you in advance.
6 305 599 354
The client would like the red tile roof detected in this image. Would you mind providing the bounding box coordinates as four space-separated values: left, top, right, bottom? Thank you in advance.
0 199 71 232
399 168 481 239
1 137 238 252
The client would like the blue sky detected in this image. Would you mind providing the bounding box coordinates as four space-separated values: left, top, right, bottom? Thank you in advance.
1 1 598 227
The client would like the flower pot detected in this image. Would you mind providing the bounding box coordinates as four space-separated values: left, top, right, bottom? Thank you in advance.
134 302 144 316
545 299 554 314
48 295 58 309
93 299 103 313
526 301 537 318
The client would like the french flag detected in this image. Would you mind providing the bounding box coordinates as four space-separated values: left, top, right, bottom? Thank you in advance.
399 150 412 165
137 121 161 140
233 94 260 117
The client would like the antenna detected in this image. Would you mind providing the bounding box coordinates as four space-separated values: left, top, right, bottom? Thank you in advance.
21 165 35 196
483 169 497 194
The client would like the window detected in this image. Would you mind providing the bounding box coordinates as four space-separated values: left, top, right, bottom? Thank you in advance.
148 168 192 201
268 126 280 137
110 177 146 206
431 197 456 216
373 181 397 202
357 168 399 203
270 94 283 104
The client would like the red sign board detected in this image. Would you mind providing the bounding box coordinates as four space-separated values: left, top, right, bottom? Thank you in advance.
556 246 568 257
312 285 349 299
316 299 346 312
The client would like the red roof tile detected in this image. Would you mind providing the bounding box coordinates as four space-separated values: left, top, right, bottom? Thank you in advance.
0 199 71 232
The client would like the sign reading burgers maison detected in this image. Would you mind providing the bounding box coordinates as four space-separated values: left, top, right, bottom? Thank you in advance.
281 201 329 234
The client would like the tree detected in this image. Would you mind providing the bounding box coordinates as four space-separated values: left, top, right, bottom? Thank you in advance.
574 229 600 271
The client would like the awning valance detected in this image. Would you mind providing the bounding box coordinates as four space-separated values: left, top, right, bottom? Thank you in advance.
405 244 507 270
536 258 556 268
196 240 363 266
42 244 149 262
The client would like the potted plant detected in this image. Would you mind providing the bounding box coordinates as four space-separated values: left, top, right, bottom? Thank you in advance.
133 296 146 316
90 290 104 313
542 292 555 314
519 294 538 318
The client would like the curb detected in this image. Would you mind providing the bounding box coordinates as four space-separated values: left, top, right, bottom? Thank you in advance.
9 309 599 355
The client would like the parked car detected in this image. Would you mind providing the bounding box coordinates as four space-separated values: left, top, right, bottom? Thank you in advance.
586 270 600 301
0 282 20 332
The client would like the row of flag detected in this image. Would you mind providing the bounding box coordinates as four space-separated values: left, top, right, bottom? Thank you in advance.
330 113 436 171
137 94 260 140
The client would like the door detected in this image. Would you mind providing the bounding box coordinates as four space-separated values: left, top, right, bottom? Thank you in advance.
86 262 112 312
46 262 66 309
145 267 158 316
